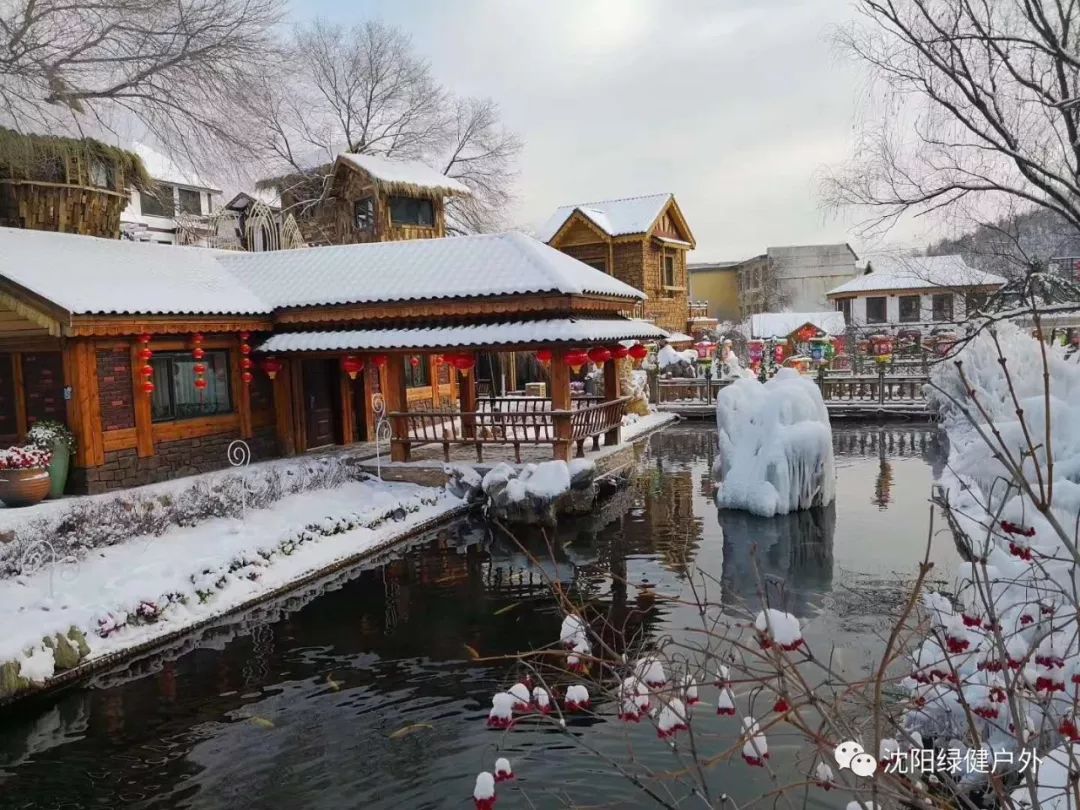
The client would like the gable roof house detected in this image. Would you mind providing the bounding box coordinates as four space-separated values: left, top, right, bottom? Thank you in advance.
827 254 1006 330
537 193 696 334
0 226 664 494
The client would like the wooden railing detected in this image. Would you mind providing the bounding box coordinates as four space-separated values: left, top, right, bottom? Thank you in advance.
389 396 629 463
657 378 730 404
817 369 929 404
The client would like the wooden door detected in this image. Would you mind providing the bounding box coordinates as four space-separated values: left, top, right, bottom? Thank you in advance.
302 359 336 449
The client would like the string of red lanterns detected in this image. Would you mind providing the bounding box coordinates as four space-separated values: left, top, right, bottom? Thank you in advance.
139 332 154 394
261 356 283 380
239 332 253 384
342 355 364 380
532 344 649 369
191 333 207 395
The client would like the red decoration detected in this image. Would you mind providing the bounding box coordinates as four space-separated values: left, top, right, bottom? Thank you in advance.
611 345 629 360
194 378 208 390
451 353 476 374
564 349 589 373
773 344 785 363
192 347 206 360
139 347 153 362
240 343 252 355
409 355 421 367
434 354 444 365
192 363 207 375
373 354 388 369
239 332 250 341
140 364 153 378
342 356 364 380
535 349 553 364
138 332 152 345
628 344 649 361
142 380 155 394
192 333 204 344
587 347 612 365
240 357 253 370
241 371 253 384
261 357 283 380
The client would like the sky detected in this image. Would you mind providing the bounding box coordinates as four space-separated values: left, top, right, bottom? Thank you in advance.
291 0 928 261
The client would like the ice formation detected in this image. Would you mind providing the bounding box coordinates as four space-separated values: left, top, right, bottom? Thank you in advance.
716 688 736 716
656 698 689 739
532 687 552 714
713 368 835 516
507 682 531 710
494 757 513 782
487 693 515 728
560 614 587 647
634 656 668 687
473 771 496 809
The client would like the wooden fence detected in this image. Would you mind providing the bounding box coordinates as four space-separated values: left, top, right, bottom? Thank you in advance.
817 369 929 404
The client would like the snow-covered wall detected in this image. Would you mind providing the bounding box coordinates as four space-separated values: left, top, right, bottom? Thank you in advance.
713 369 835 517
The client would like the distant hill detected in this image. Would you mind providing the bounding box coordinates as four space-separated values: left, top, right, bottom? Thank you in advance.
926 209 1080 278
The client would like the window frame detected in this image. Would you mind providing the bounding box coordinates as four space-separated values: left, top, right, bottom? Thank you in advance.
141 183 175 218
865 296 887 324
388 195 435 227
354 196 375 232
404 357 431 388
932 293 954 322
150 350 233 423
835 297 853 322
898 295 921 323
177 187 202 215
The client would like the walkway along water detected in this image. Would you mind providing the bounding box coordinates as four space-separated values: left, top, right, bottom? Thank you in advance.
0 422 952 809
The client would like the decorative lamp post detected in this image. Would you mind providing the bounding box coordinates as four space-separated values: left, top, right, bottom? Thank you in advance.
342 355 364 380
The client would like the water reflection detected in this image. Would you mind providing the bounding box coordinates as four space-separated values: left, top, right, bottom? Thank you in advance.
0 422 944 810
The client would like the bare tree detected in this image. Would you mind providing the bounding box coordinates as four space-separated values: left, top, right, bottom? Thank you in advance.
246 18 521 233
0 0 285 162
826 1 1080 240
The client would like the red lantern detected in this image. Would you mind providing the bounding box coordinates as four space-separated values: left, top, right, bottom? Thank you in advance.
241 371 253 384
409 356 420 368
611 345 629 360
535 349 553 364
192 347 206 360
192 363 206 375
565 349 589 373
239 332 250 341
240 357 253 370
139 347 153 362
373 354 388 369
342 355 364 380
138 332 152 345
142 380 155 394
194 377 208 390
451 353 476 374
628 344 649 361
192 333 204 344
240 344 252 355
774 344 786 363
261 357 283 380
587 347 612 365
140 364 153 378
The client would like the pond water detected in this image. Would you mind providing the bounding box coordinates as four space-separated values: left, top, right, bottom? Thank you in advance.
0 422 955 809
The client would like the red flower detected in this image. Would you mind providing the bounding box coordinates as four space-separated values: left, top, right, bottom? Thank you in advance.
1002 520 1036 537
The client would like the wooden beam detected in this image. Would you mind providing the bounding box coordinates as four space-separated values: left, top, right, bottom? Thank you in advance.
338 358 355 445
153 413 239 443
129 341 155 458
549 348 571 462
458 367 477 440
603 359 621 446
272 361 296 456
384 354 409 461
289 357 307 452
11 352 26 442
103 427 137 452
68 316 272 338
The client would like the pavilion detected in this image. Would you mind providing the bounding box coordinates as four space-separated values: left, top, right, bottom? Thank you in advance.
0 226 665 493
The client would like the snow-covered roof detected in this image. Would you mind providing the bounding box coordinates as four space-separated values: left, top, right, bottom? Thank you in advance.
664 331 694 343
0 227 644 317
536 193 673 243
336 154 471 197
257 318 668 353
745 312 846 339
225 188 281 211
0 227 268 316
134 142 218 192
828 255 1006 296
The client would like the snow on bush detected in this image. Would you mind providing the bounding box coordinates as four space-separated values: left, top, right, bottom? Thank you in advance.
494 757 513 782
656 697 689 740
713 369 835 516
487 692 516 729
634 656 667 687
564 684 590 711
473 771 496 809
754 608 803 651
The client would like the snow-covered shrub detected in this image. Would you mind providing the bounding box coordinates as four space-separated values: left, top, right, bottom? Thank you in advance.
27 420 75 452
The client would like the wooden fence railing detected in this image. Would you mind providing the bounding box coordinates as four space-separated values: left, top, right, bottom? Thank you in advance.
390 396 629 463
817 369 929 404
656 378 730 404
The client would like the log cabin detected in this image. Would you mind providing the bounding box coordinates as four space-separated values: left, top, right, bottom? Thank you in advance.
536 194 697 334
0 226 665 494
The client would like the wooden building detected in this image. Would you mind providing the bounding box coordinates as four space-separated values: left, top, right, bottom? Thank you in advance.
260 153 470 246
0 130 150 239
536 194 696 333
0 226 663 494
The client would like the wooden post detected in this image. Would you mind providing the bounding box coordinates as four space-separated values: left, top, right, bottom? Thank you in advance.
235 336 253 440
12 351 26 442
272 361 296 456
429 354 439 410
603 358 621 446
459 367 477 439
549 348 571 462
289 357 306 452
339 358 355 446
385 354 409 462
130 341 155 457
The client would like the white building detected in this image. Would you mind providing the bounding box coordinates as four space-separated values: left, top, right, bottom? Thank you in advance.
826 255 1006 331
120 143 221 244
735 244 859 316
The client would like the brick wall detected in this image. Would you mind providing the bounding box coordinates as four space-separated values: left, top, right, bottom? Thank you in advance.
612 242 645 291
70 427 279 494
96 348 136 431
22 352 65 427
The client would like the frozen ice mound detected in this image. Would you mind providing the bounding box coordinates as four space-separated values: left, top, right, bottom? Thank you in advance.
712 368 835 516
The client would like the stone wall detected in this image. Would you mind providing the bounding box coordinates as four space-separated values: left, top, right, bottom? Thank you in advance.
96 348 135 431
22 351 65 427
71 428 279 494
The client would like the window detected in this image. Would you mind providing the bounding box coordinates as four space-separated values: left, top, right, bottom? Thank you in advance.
150 351 232 421
932 293 954 322
835 297 853 322
899 295 921 323
177 188 202 215
584 258 607 273
354 197 375 231
89 159 110 189
866 296 887 324
965 290 988 315
388 196 434 227
404 357 430 388
141 183 174 217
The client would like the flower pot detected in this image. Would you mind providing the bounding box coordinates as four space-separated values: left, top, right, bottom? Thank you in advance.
46 441 70 499
0 468 51 507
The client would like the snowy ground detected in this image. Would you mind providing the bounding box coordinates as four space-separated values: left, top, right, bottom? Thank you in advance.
0 477 463 697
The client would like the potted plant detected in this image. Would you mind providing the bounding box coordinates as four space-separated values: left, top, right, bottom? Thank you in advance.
0 445 53 507
27 420 75 498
